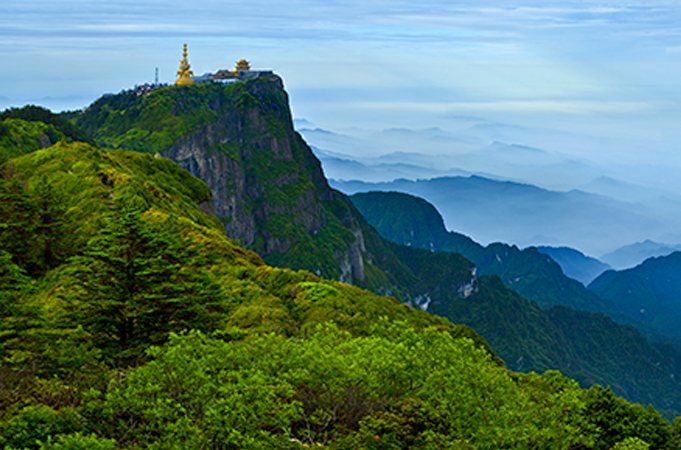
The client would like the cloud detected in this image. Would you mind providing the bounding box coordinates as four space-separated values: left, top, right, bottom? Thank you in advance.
352 100 659 115
2 0 681 150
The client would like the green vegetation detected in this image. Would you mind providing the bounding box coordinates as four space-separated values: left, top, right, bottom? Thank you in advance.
1 105 91 143
589 252 681 350
2 143 681 448
351 191 608 311
69 76 681 420
0 105 93 164
351 191 681 417
72 80 284 154
0 119 64 165
71 75 369 285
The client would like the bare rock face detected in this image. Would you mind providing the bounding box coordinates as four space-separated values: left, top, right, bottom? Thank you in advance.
161 76 365 281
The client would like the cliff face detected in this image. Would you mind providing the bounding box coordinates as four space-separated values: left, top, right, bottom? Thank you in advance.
75 75 373 282
162 79 317 243
68 76 681 415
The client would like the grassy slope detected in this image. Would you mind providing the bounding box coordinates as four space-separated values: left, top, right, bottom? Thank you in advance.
1 143 678 448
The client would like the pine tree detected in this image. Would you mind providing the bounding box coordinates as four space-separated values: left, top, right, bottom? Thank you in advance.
0 170 37 273
67 201 225 360
31 175 69 273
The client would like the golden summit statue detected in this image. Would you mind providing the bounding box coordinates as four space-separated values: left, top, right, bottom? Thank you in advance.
175 43 195 85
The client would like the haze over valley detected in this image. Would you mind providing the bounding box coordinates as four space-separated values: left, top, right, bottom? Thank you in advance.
297 119 681 258
5 1 681 447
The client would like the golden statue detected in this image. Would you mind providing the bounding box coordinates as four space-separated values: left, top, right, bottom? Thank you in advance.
175 43 195 85
235 59 251 73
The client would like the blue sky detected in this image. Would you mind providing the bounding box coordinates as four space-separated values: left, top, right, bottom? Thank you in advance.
2 0 681 166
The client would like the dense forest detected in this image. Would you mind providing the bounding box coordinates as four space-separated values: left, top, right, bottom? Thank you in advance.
2 84 681 448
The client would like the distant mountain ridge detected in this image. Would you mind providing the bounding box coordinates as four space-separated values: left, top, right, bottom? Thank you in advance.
350 191 607 311
311 146 470 183
68 75 681 416
334 176 663 256
601 240 681 270
537 246 610 285
349 190 681 415
589 251 681 350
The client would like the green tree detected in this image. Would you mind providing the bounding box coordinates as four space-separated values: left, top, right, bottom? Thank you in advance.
38 433 116 450
0 170 37 272
31 175 70 273
0 173 69 276
583 385 673 450
611 436 650 449
0 105 91 143
67 201 225 360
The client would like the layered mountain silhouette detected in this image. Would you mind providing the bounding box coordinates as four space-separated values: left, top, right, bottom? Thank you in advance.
350 191 607 311
332 177 668 257
601 240 681 270
537 246 610 285
60 74 681 416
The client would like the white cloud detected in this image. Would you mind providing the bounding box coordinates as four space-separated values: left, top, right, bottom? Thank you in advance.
351 100 659 115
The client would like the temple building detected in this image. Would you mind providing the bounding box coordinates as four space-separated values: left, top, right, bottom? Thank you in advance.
175 43 195 86
235 59 251 72
172 44 272 85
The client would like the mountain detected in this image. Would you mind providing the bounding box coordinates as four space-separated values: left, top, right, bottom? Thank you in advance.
311 146 469 183
0 105 91 164
537 246 611 285
580 176 680 204
589 252 681 349
429 276 681 416
349 191 681 415
75 76 384 285
2 142 678 447
4 77 681 445
333 176 664 256
70 76 681 417
350 191 607 312
0 142 495 447
72 79 615 314
0 143 516 448
69 75 521 316
299 126 482 159
297 127 370 156
601 240 681 270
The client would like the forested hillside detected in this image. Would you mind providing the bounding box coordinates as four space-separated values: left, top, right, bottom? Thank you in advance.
0 105 91 165
350 190 681 417
590 252 681 350
351 191 607 311
65 76 681 419
3 143 680 448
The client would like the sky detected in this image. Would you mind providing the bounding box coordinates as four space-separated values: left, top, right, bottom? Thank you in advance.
2 0 681 178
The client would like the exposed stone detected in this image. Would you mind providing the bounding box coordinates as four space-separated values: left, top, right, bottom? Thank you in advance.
162 75 367 281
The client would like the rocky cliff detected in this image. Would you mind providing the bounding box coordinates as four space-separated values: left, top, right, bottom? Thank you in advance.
75 75 377 283
69 76 681 415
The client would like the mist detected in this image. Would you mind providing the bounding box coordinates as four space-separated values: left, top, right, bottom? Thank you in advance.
299 117 681 257
4 0 681 257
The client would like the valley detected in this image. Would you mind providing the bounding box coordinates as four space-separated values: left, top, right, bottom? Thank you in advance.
2 72 681 448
